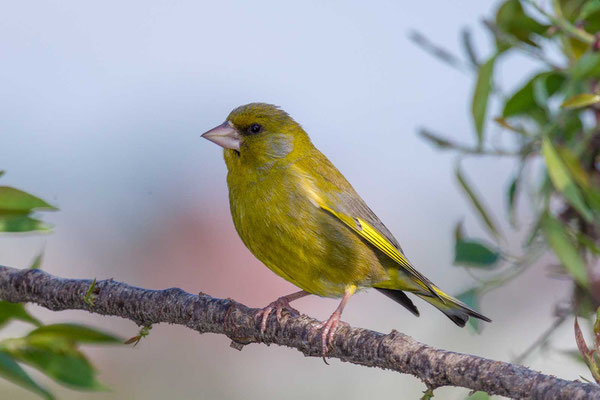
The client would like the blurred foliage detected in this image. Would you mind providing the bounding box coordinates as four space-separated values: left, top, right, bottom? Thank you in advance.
0 172 57 233
0 174 122 398
415 0 600 388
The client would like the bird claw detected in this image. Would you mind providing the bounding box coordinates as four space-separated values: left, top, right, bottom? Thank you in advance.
308 311 348 363
255 297 301 333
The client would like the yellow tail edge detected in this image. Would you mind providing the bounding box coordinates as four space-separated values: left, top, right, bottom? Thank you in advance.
417 289 491 327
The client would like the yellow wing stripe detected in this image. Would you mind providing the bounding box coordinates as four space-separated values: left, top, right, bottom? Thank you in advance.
320 205 442 300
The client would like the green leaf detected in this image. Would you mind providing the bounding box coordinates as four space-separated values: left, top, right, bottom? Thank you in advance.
577 233 600 255
503 71 565 117
28 323 122 344
542 136 593 222
561 113 584 141
495 0 549 46
472 56 496 145
570 52 600 80
0 187 57 212
8 340 105 390
561 93 600 108
0 351 53 400
461 28 479 66
0 215 51 233
456 166 502 240
30 251 44 270
574 316 600 383
420 388 434 400
578 0 600 34
579 0 600 21
583 188 600 213
532 74 554 106
558 146 600 211
457 289 481 332
83 279 96 307
454 239 500 267
541 213 589 288
0 301 41 328
467 391 491 400
507 173 520 227
556 146 591 188
0 171 5 178
574 283 597 317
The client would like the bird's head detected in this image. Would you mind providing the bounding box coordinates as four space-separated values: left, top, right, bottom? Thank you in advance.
202 103 312 168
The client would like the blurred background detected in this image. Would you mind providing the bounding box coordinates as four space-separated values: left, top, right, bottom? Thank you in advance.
0 0 587 398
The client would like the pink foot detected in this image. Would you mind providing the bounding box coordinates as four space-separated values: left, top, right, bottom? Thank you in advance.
255 297 301 333
309 311 349 361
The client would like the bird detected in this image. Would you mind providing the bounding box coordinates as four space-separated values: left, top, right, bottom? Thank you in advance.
201 103 491 357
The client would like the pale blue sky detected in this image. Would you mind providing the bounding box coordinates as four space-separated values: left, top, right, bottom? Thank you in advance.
1 0 507 263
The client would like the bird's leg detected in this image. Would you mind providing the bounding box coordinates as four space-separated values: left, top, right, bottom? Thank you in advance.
256 290 310 333
310 285 356 360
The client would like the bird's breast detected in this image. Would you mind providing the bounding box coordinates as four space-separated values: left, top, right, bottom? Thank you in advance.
225 163 386 297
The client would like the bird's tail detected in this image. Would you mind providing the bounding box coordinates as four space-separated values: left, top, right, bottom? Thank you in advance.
415 287 491 327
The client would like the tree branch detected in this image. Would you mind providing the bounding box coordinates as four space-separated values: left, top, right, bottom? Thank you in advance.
0 265 596 399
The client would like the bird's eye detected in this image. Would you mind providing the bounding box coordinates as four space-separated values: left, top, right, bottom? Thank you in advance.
248 123 262 134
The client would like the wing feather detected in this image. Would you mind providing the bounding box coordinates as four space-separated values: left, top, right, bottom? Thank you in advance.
295 148 442 300
319 204 441 300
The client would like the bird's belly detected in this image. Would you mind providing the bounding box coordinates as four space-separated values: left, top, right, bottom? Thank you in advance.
228 174 386 297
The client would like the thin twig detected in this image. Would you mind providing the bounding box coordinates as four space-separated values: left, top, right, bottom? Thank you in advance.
408 31 472 74
419 129 523 157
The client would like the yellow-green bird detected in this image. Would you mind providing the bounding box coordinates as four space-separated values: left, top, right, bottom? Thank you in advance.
202 103 490 355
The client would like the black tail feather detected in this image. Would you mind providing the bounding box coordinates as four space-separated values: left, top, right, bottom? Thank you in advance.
443 310 469 327
376 288 420 317
416 292 492 327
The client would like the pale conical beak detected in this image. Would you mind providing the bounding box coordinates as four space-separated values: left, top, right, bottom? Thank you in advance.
201 121 241 151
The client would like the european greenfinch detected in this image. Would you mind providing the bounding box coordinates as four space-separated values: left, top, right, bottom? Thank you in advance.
202 103 490 356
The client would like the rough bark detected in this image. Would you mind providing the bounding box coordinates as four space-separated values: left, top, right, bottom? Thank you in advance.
0 265 596 399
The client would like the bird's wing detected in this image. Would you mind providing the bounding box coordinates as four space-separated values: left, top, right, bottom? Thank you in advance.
297 150 441 300
319 203 439 299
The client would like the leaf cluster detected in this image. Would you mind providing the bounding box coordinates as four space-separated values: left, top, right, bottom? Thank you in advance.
0 309 121 400
417 0 600 352
0 175 123 398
